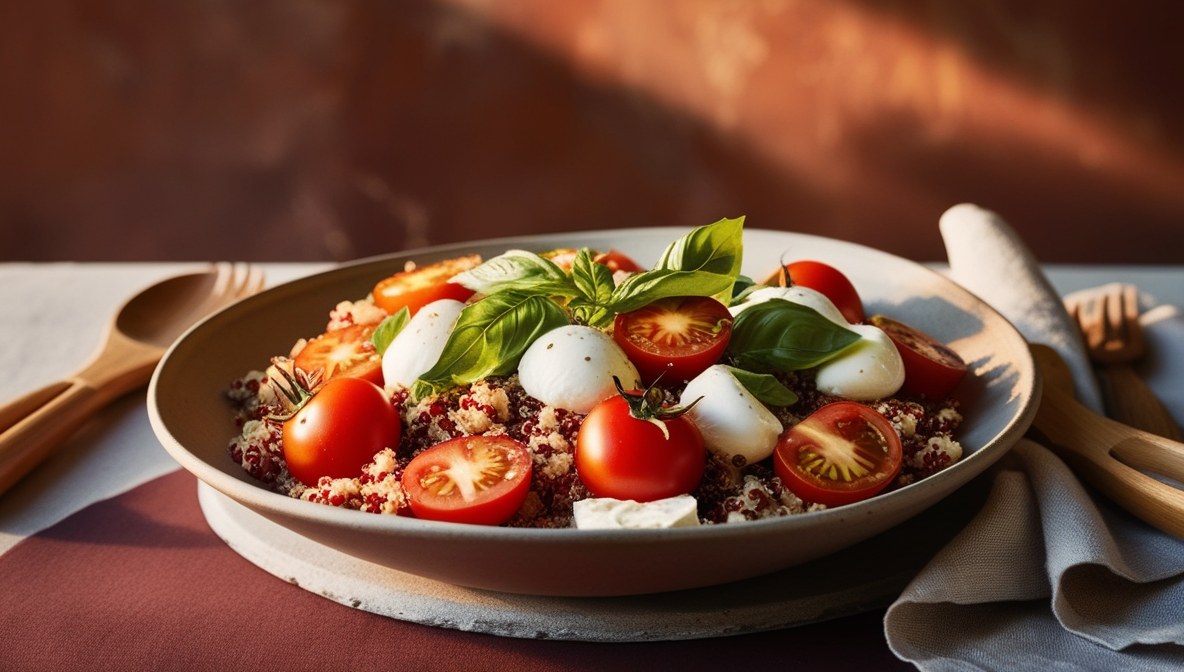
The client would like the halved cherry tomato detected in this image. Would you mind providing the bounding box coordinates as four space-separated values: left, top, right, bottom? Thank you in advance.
612 296 732 385
766 260 865 324
402 435 533 526
592 249 644 274
282 377 402 487
869 315 968 400
294 323 383 386
372 255 481 316
773 401 902 507
575 393 705 502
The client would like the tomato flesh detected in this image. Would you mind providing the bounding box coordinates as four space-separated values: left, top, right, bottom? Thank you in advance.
294 323 383 386
869 315 968 400
612 296 732 385
282 377 402 487
575 394 705 502
773 402 902 507
372 255 481 317
766 260 865 324
402 435 532 526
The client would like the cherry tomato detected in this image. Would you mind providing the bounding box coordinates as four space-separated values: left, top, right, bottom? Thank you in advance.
282 377 402 487
576 394 706 502
773 401 902 507
541 248 644 274
612 296 733 385
372 255 481 316
869 315 968 400
294 323 383 386
766 260 865 324
592 249 644 273
402 435 533 526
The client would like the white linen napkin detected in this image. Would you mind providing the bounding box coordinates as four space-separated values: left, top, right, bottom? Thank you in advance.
884 204 1184 670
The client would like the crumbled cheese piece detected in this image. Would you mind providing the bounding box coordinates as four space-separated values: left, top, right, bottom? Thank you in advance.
327 299 386 331
724 475 810 523
936 406 963 424
875 401 923 438
573 495 700 529
300 476 363 509
542 452 574 479
907 434 964 471
451 406 496 435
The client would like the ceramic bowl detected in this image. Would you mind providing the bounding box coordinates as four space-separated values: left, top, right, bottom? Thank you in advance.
148 227 1039 597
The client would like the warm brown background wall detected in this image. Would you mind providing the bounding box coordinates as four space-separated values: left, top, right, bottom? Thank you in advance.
1 0 1181 263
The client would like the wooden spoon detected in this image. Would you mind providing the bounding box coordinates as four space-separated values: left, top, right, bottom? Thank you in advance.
1030 343 1184 539
0 264 264 496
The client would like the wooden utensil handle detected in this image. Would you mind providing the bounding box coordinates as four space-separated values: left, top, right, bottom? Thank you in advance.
0 379 105 496
1099 364 1184 441
1050 441 1184 540
1035 383 1184 539
0 381 73 435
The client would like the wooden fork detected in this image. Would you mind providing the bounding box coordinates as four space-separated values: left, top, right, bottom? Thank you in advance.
1064 283 1183 441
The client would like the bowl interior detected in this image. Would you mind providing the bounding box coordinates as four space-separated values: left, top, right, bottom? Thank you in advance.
149 227 1038 596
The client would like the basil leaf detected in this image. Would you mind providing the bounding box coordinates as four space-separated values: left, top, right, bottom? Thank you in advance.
727 299 861 371
370 307 410 356
722 365 798 407
449 249 577 298
571 248 615 303
412 290 570 399
568 248 617 328
608 217 744 313
730 274 759 303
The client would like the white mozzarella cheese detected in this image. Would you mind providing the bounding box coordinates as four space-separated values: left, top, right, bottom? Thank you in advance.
517 325 641 414
381 298 466 390
680 365 783 464
573 495 700 529
814 324 906 400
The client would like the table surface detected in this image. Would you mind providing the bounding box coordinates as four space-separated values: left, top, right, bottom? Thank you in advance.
2 261 1182 669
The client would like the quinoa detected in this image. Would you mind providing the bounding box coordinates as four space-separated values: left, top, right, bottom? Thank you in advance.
226 368 964 528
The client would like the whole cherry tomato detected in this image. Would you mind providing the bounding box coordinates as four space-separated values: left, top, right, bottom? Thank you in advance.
402 435 533 526
294 323 384 386
282 377 402 487
773 401 902 507
612 296 732 386
372 255 481 317
766 260 865 324
592 249 644 274
576 390 706 502
869 315 968 399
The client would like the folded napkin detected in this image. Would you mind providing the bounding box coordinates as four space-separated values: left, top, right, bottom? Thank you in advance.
884 204 1184 670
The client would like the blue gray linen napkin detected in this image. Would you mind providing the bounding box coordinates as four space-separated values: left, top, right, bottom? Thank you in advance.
884 204 1184 671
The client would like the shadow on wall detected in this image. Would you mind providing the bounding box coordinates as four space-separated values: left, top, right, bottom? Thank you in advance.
0 0 1181 263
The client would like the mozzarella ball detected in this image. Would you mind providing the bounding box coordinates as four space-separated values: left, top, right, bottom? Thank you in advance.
518 325 641 413
729 286 850 326
680 365 783 465
381 298 466 390
814 324 905 400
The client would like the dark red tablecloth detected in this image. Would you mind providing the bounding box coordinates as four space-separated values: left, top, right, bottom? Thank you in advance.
0 470 914 671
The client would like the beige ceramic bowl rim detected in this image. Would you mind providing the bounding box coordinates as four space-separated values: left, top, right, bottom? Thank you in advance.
149 226 1040 546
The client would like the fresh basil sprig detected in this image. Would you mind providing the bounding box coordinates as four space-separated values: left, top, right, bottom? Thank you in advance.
411 289 570 401
449 249 577 298
727 298 861 372
607 216 744 314
369 307 411 356
723 365 798 406
567 248 617 328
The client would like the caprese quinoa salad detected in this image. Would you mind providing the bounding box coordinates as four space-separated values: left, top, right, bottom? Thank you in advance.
226 218 969 529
